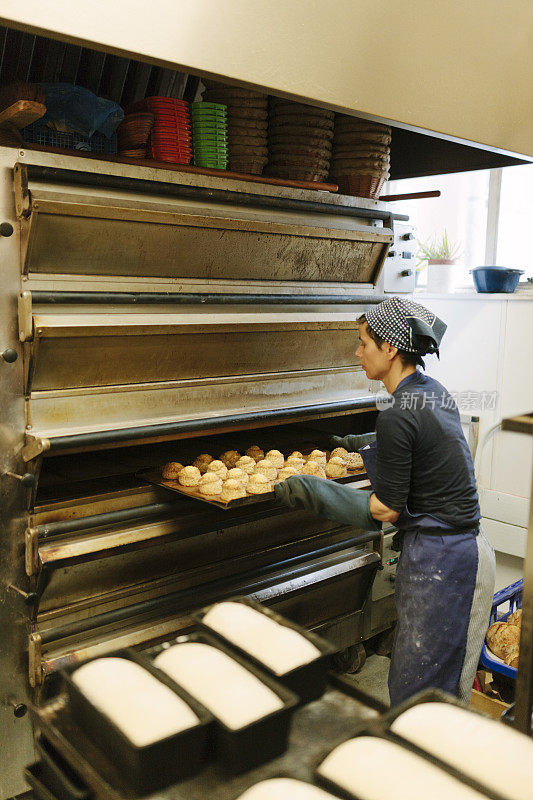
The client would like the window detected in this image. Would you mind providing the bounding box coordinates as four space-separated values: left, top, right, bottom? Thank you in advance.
384 163 533 289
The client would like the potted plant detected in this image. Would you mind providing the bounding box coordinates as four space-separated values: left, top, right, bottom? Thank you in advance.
417 231 461 293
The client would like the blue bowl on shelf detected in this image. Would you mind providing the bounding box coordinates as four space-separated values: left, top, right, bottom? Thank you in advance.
470 265 524 293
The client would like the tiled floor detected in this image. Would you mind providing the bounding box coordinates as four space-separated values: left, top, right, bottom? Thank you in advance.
341 653 391 707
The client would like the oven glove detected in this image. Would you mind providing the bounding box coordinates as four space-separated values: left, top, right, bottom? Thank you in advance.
328 432 376 452
274 475 381 530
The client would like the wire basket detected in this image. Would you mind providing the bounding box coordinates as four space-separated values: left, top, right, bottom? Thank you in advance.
22 121 117 154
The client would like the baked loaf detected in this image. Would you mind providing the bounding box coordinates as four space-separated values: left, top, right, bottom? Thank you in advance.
72 657 199 746
286 455 304 469
247 473 273 494
193 454 213 474
219 450 241 469
246 445 265 462
154 642 283 729
235 455 256 474
198 473 223 496
325 456 347 478
345 452 364 471
178 465 201 487
486 621 520 661
302 460 326 478
206 460 228 480
221 478 247 502
331 446 349 462
318 735 487 800
288 451 304 461
265 449 285 469
254 458 278 481
306 449 327 467
203 601 320 675
237 779 337 800
277 466 300 481
508 608 522 628
162 462 183 480
390 701 533 800
227 467 249 485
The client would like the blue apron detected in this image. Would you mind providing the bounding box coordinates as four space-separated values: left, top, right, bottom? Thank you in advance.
359 441 480 705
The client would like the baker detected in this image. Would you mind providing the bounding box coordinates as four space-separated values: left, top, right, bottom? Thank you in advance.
275 297 495 705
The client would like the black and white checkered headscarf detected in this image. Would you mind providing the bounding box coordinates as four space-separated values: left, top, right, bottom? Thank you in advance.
364 297 447 362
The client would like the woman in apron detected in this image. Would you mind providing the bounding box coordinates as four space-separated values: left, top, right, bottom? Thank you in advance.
275 297 495 706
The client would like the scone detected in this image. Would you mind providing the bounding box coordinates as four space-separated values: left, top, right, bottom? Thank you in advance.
247 473 273 494
219 450 241 469
235 455 257 475
302 460 326 478
227 467 249 486
198 473 223 496
288 451 304 461
207 460 228 480
193 454 213 474
162 462 184 480
345 452 364 471
277 466 300 482
221 478 247 502
246 445 265 463
265 449 284 469
254 459 278 481
178 465 202 487
306 449 327 467
286 455 304 470
331 447 349 462
325 456 347 478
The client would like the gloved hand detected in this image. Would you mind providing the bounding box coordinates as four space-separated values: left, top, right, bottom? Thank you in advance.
274 475 381 530
328 432 376 452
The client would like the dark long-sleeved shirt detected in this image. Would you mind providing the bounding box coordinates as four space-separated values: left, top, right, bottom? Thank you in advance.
374 371 481 529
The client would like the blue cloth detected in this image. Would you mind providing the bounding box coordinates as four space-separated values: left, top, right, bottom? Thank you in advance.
389 529 479 705
42 83 124 138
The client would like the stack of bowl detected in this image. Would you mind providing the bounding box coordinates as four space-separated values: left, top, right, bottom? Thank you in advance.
191 102 228 169
202 81 268 174
117 112 154 158
330 115 392 198
266 98 334 182
129 97 192 165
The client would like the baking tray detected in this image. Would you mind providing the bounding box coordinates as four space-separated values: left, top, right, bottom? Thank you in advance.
148 630 298 774
194 597 335 704
138 467 368 510
25 762 61 800
61 649 214 796
35 735 92 800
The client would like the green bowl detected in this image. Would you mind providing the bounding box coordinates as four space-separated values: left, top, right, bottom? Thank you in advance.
192 102 227 112
195 159 228 168
194 143 228 153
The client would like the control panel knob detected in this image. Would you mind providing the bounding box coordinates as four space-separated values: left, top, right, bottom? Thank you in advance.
3 471 36 487
10 701 28 718
387 250 396 258
401 232 414 240
1 348 18 363
400 269 413 277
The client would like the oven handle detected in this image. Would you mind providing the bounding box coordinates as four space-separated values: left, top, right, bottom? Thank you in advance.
41 396 379 453
31 290 389 306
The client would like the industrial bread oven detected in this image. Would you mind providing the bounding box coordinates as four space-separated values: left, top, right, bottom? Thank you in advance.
0 149 400 796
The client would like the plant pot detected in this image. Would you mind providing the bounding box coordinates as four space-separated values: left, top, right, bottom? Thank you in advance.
427 259 455 293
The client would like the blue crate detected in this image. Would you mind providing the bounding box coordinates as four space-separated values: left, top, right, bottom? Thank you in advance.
479 578 522 679
22 121 117 154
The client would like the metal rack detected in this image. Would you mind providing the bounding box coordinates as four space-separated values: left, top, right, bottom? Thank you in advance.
501 413 533 734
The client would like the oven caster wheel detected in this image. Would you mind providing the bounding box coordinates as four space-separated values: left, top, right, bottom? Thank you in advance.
332 642 366 674
375 624 396 657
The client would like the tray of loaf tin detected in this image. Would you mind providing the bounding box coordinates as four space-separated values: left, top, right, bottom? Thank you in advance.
315 689 514 800
147 630 299 773
24 761 60 800
194 597 335 704
137 467 368 510
60 649 214 796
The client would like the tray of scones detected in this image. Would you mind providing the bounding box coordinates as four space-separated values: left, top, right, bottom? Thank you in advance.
139 444 367 509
